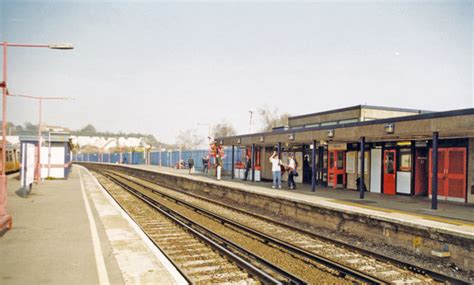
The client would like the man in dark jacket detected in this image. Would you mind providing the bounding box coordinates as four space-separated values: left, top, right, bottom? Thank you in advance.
202 155 209 174
188 157 195 174
243 154 251 181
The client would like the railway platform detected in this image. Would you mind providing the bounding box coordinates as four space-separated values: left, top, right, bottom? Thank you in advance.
134 164 474 227
0 165 186 285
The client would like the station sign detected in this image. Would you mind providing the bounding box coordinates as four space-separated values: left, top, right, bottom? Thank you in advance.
328 143 347 151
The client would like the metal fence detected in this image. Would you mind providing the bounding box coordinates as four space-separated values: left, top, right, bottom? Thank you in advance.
72 147 246 173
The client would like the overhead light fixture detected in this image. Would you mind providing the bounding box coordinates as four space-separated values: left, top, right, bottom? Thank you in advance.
48 44 74 50
259 136 264 143
236 138 241 144
288 133 295 141
327 129 334 138
385 123 395 134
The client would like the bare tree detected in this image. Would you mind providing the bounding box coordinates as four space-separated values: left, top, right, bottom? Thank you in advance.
176 129 204 150
212 121 236 138
258 105 290 132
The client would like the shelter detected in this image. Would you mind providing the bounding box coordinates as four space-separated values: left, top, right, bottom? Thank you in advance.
217 106 474 204
20 135 73 179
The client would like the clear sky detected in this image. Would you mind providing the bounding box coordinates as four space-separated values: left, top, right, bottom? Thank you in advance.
1 0 472 143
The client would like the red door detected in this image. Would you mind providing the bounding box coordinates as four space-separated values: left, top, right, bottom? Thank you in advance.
429 148 466 202
328 150 346 188
383 150 396 195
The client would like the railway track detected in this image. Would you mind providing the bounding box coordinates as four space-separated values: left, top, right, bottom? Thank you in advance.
94 169 361 284
91 167 466 284
96 171 269 284
108 167 469 285
95 170 358 284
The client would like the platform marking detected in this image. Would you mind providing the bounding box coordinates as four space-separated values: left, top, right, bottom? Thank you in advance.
79 168 111 285
330 199 474 228
82 166 188 285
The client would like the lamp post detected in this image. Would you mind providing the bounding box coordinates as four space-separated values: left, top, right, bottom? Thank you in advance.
249 110 255 133
0 42 73 231
10 94 72 182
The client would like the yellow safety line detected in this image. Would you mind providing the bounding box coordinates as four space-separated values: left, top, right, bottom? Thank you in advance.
329 199 474 228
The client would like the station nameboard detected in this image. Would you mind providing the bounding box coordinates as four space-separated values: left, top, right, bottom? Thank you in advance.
328 143 347 151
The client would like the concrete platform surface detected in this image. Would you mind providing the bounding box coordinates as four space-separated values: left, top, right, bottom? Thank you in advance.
0 165 186 285
129 164 474 238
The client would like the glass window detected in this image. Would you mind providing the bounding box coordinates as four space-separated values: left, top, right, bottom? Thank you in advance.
398 150 411 172
339 118 359 124
385 152 395 174
321 121 337 126
305 123 320 128
291 125 303 130
336 152 344 169
329 152 334 168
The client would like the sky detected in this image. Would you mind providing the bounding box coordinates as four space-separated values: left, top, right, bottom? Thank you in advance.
0 0 472 144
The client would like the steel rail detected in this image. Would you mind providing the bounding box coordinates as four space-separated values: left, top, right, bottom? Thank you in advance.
99 170 301 285
108 166 469 285
102 169 386 284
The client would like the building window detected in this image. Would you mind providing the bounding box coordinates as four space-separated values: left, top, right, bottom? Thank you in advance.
385 152 395 174
290 125 303 130
329 152 334 168
321 121 337 127
338 118 358 124
305 123 320 128
337 152 344 169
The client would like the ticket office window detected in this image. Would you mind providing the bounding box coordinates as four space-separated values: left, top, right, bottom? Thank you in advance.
398 149 412 172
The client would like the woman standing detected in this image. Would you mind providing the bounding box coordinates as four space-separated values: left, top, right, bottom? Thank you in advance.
216 154 223 180
287 153 297 190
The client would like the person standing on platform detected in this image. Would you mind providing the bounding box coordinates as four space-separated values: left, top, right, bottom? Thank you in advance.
216 154 223 180
188 156 195 175
288 153 297 190
269 151 282 189
202 155 209 174
243 154 251 181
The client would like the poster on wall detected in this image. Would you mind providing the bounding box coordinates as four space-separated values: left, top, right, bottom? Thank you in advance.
346 152 356 174
357 151 370 174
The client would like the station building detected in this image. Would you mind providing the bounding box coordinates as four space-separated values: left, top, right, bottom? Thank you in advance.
217 106 474 204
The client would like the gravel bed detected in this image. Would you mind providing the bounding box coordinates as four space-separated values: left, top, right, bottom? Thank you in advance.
95 173 259 285
108 171 354 284
117 171 446 284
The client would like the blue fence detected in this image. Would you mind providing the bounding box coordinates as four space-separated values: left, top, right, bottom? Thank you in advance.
73 147 247 172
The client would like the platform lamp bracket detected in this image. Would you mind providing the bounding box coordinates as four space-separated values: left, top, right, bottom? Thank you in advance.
385 123 395 134
327 129 334 138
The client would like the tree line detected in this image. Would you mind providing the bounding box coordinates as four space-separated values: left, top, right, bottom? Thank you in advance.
5 105 290 150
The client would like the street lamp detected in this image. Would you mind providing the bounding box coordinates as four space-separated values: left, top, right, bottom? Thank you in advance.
10 94 73 183
249 110 255 133
0 41 73 232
